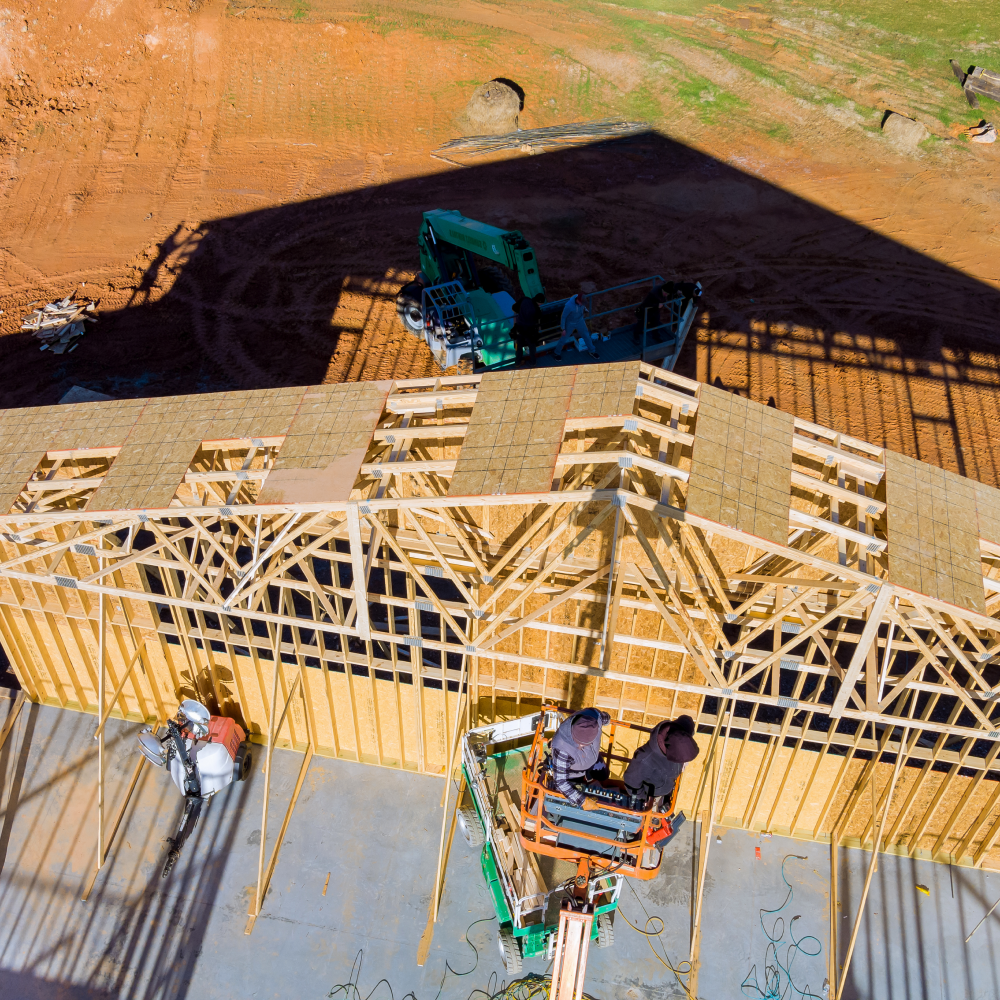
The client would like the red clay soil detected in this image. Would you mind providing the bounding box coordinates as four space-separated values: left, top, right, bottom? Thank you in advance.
1 1 999 481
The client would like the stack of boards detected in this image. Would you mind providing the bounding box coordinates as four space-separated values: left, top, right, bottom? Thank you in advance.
22 297 97 355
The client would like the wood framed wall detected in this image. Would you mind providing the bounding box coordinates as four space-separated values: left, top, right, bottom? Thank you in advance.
3 364 1000 871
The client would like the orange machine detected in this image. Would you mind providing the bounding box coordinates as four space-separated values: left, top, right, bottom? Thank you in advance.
519 706 682 885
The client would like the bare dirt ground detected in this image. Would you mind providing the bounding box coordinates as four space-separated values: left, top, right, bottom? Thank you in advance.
1 1 1000 480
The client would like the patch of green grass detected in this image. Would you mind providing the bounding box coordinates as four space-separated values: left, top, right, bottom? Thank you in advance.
624 84 663 121
355 10 433 35
761 120 794 143
674 74 748 124
290 1 309 21
713 47 793 90
593 0 741 15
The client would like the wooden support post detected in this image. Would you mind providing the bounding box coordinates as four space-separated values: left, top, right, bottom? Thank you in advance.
93 637 150 741
418 772 466 966
97 577 106 870
248 650 281 933
830 837 839 996
689 699 733 997
434 657 469 890
688 809 710 997
965 893 1000 943
245 655 312 935
440 653 469 806
347 503 370 640
835 727 908 999
0 691 26 753
82 716 156 902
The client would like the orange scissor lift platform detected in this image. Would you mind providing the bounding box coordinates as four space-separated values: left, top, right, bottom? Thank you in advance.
459 707 685 974
519 707 682 880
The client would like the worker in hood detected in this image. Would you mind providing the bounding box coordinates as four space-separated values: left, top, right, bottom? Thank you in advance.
549 707 610 811
623 715 699 800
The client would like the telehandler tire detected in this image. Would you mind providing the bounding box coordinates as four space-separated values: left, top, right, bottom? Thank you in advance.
396 281 425 335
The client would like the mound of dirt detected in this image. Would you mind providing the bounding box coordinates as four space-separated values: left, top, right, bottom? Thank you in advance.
462 80 520 136
881 112 928 151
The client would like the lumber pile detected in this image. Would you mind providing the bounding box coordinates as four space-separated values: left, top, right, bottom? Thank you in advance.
22 297 97 354
435 118 649 157
951 61 1000 110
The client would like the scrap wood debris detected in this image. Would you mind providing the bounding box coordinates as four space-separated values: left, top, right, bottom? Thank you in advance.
434 117 650 157
951 60 1000 110
21 296 97 354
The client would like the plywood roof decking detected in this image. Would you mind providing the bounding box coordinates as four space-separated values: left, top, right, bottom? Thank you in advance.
0 384 390 514
685 386 794 547
449 369 576 497
0 398 148 514
88 395 226 511
885 451 986 614
0 366 995 616
974 482 1000 549
567 361 642 418
256 382 391 504
45 397 149 452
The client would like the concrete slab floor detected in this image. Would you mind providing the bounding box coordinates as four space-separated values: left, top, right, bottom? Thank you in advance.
0 699 998 1000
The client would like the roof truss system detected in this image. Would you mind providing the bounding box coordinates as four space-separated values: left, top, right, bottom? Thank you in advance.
3 362 1000 884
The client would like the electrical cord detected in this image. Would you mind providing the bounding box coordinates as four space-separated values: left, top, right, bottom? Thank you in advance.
327 949 416 1000
467 972 602 1000
328 916 496 1000
617 880 695 1000
434 916 498 1000
328 948 603 1000
740 854 825 1000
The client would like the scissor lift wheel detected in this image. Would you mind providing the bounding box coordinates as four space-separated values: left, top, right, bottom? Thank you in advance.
458 803 485 847
597 912 614 948
498 926 522 974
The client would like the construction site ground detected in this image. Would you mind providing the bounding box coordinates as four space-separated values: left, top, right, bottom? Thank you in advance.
2 0 1000 481
0 695 996 1000
4 2 1000 998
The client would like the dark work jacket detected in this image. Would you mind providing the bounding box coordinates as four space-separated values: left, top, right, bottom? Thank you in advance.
622 721 683 797
513 297 541 336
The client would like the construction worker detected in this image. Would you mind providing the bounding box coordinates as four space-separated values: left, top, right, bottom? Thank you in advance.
510 292 544 365
554 288 599 361
549 707 610 811
623 714 699 801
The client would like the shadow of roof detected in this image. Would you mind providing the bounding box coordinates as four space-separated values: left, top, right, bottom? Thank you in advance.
5 129 999 478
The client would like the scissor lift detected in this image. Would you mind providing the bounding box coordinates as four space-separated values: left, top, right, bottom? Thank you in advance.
459 707 684 974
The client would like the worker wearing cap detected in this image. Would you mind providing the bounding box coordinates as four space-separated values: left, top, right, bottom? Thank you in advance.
623 714 700 800
553 288 599 361
549 707 611 812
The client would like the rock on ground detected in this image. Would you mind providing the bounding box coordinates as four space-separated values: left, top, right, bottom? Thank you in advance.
881 112 929 150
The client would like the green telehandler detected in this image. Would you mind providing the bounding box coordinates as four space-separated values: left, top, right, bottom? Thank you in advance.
396 209 701 370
